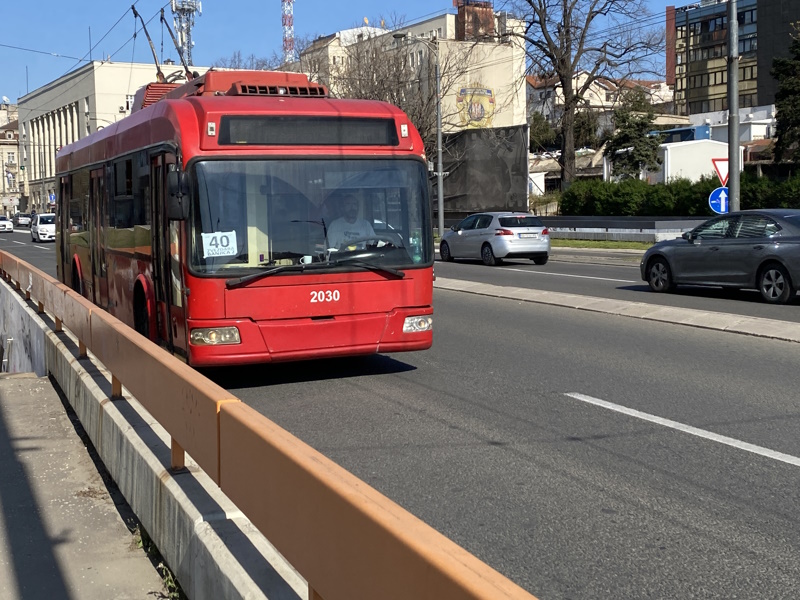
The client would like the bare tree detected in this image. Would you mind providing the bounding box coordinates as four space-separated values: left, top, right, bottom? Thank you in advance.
213 34 319 71
213 50 277 70
325 25 482 165
508 0 663 190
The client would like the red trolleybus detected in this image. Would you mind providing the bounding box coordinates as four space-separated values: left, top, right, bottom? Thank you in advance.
55 71 434 367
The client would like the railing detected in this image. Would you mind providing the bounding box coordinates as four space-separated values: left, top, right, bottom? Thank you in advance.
0 250 538 600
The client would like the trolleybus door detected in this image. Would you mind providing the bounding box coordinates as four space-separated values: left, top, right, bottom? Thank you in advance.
151 153 187 358
90 168 109 309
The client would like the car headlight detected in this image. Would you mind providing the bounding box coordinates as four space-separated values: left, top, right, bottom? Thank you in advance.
403 315 433 333
190 326 241 345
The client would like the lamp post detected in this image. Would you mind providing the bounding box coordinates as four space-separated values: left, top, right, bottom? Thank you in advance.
394 32 444 236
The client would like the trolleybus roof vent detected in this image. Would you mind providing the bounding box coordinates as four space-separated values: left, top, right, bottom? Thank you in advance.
226 82 328 97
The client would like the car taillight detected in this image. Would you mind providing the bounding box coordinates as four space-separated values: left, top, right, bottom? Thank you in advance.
542 228 549 235
495 228 514 236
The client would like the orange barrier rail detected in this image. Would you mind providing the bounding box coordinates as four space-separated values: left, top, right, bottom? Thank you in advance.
0 250 538 600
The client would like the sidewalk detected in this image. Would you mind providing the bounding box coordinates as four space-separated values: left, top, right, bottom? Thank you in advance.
0 373 168 599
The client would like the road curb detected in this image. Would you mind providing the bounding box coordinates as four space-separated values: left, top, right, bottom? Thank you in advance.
434 277 800 344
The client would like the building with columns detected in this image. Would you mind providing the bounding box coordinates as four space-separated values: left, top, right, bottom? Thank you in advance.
17 61 200 213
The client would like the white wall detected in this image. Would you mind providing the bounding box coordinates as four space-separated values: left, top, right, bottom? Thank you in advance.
646 140 743 184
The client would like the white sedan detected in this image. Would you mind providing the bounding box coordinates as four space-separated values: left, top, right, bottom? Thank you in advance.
0 216 13 232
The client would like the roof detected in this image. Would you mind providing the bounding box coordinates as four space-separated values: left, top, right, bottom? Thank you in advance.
526 72 667 93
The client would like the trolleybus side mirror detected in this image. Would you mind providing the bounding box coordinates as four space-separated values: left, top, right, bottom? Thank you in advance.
167 171 189 221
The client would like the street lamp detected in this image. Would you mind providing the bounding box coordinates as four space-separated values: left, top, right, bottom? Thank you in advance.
394 32 445 237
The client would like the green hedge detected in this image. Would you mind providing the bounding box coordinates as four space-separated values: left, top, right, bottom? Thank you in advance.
559 174 800 216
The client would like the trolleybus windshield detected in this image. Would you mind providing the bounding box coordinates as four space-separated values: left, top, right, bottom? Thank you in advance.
190 158 432 275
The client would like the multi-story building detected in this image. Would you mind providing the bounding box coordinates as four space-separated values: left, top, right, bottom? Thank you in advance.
526 73 673 127
296 2 527 134
292 1 529 217
17 61 205 213
666 0 800 117
1 106 20 216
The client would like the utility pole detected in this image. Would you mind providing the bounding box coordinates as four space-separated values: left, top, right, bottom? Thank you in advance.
435 54 444 237
727 0 740 212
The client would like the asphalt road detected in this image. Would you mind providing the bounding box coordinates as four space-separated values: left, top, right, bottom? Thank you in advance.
5 230 800 598
437 248 800 323
210 291 800 599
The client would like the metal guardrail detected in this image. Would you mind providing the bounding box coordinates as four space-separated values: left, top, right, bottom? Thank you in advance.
0 250 537 600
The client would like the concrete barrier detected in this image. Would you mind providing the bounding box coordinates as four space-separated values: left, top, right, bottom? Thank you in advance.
0 250 538 600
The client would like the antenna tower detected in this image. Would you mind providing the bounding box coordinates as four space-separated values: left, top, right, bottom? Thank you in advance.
282 0 296 64
171 0 202 66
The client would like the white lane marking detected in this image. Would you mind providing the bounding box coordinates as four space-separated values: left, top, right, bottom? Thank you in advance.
33 245 52 250
565 392 800 467
504 267 635 284
12 241 24 245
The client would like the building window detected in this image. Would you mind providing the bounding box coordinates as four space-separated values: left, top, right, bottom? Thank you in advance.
7 152 15 164
739 36 757 55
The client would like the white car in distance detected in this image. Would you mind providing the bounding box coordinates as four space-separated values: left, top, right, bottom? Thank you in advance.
31 213 56 242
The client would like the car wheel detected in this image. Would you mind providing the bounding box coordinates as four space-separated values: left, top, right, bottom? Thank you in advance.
647 257 674 292
532 255 549 265
758 263 794 304
31 232 36 242
481 244 500 266
439 240 454 262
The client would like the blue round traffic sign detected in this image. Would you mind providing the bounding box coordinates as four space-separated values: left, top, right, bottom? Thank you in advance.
709 187 729 215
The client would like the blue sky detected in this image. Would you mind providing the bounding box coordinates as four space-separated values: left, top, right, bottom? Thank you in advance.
1 0 676 104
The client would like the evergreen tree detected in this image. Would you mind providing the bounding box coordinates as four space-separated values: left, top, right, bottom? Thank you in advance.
574 111 600 149
603 89 662 178
529 111 557 152
772 35 800 163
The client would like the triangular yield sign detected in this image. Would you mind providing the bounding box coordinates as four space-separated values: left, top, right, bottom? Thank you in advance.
712 158 729 187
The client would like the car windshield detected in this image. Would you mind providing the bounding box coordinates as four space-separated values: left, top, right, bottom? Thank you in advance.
189 158 432 274
498 216 544 228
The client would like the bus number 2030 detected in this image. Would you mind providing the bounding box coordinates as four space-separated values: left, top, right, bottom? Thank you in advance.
311 290 340 303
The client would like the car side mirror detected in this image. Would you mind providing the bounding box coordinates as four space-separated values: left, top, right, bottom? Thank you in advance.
450 225 457 232
167 171 189 221
682 231 695 242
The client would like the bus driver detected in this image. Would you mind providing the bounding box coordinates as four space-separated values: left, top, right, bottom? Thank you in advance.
326 194 375 250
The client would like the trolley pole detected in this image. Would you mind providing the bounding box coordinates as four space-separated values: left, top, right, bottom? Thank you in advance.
727 0 740 212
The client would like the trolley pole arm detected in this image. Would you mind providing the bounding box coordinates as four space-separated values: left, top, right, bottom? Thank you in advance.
160 8 194 81
132 5 166 83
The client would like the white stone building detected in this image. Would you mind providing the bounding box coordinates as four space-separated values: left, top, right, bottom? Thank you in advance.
296 4 528 134
1 104 20 216
17 61 203 212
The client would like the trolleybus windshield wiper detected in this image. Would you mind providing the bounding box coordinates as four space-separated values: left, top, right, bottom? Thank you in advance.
226 256 405 288
327 256 405 278
226 264 319 288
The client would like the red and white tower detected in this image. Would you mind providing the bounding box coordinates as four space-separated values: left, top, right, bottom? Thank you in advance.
282 0 296 64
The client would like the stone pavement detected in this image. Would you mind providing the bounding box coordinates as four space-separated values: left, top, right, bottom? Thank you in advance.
0 373 168 600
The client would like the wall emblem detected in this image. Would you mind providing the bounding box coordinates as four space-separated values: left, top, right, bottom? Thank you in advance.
456 82 495 128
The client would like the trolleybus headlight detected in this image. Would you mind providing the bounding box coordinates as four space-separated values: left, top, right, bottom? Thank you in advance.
403 316 433 333
190 327 241 346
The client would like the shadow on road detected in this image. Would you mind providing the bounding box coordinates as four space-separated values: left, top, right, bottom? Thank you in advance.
201 353 417 391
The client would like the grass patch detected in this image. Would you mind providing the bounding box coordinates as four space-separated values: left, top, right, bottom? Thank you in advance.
550 239 653 250
133 525 187 600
